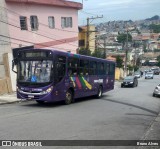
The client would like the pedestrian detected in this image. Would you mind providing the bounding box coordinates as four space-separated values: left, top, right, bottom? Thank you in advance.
140 71 143 77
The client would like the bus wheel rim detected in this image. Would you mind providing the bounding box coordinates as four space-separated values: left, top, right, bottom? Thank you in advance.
99 88 102 97
66 92 72 103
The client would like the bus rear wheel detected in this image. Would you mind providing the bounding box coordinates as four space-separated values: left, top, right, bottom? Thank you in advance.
65 90 73 105
97 86 103 98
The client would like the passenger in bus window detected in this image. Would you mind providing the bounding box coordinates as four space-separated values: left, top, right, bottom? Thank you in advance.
68 69 72 76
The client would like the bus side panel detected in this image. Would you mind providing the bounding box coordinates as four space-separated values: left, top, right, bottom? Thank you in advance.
70 75 97 99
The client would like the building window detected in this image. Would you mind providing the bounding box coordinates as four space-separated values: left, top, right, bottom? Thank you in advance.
79 40 85 46
48 16 55 29
30 16 38 30
61 17 72 28
20 16 27 30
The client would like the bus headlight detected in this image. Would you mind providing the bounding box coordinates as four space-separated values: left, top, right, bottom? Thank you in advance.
17 86 21 92
46 86 53 93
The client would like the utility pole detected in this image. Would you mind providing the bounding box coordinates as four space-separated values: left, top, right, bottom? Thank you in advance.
103 35 107 58
86 15 103 50
86 17 89 50
124 28 129 77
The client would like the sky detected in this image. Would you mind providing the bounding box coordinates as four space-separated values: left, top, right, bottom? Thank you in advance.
70 0 160 25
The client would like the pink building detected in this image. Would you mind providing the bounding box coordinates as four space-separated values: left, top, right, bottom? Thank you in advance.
3 0 82 53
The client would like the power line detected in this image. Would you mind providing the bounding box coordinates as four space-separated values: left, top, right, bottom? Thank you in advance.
80 10 98 17
0 6 79 49
0 34 77 51
86 16 103 49
0 6 79 34
0 17 78 47
0 39 28 46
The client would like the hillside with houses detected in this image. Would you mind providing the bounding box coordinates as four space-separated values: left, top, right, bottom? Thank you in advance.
93 15 160 66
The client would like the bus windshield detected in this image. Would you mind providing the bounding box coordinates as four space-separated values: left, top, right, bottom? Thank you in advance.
17 60 53 83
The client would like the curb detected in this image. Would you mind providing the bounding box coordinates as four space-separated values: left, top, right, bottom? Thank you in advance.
0 100 20 105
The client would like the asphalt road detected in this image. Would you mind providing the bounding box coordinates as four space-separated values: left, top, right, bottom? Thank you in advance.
0 75 160 149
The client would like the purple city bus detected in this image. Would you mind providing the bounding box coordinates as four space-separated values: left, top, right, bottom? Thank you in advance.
12 48 115 104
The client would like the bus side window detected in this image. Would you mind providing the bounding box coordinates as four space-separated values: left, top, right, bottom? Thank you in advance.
98 62 105 75
105 63 110 75
110 63 115 75
68 57 79 76
55 56 66 83
79 59 89 76
89 61 97 75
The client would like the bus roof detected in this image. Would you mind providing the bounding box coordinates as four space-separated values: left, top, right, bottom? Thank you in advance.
17 48 115 63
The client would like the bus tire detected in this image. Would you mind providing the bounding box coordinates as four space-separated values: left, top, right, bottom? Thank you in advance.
97 86 103 98
36 100 45 104
65 89 73 105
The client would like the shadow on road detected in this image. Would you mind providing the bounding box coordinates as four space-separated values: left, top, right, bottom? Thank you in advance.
20 95 158 116
126 113 156 117
101 96 159 115
20 95 97 108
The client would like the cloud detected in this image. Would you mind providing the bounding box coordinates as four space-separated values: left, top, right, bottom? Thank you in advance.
98 0 133 6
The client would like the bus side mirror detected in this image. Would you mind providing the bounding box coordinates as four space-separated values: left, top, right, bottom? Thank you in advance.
12 59 17 73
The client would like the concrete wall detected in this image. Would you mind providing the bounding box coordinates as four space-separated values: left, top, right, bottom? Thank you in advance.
0 64 5 78
115 68 124 80
143 52 160 58
0 0 11 63
89 25 95 53
3 53 16 91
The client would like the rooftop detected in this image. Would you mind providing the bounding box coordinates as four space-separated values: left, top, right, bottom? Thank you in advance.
5 0 83 10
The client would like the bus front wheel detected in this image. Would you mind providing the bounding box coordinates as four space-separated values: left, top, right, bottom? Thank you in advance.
97 86 103 98
65 90 73 105
36 100 45 104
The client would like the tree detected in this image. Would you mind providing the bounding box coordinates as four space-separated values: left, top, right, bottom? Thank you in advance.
133 41 141 48
149 24 160 33
157 55 160 61
116 55 123 68
78 48 91 56
136 57 141 67
92 49 105 59
157 55 160 67
133 65 139 72
143 42 147 52
117 33 132 49
127 65 133 71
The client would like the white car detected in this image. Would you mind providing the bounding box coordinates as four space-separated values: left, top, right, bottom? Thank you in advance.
145 72 154 79
153 84 160 97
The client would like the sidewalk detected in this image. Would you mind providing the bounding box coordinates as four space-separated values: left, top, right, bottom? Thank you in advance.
0 92 20 104
137 113 160 149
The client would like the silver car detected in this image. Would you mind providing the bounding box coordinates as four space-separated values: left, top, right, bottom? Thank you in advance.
145 72 154 79
153 84 160 97
134 72 141 78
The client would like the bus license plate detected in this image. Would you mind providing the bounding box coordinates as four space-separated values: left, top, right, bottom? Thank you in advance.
28 95 34 98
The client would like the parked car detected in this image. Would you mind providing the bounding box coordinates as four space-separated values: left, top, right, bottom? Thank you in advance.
145 72 154 79
121 76 138 88
153 84 160 97
151 68 160 75
134 71 141 78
